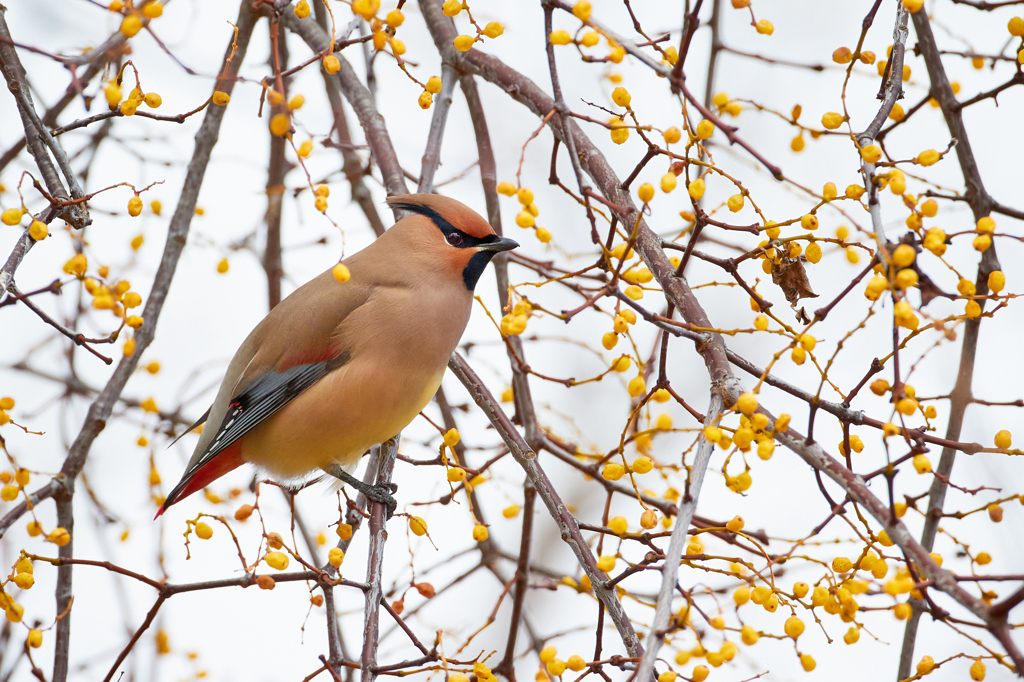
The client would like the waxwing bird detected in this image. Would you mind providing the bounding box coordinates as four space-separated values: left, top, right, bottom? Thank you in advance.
157 194 518 518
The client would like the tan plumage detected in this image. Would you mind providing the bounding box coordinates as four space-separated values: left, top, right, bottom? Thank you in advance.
157 194 517 516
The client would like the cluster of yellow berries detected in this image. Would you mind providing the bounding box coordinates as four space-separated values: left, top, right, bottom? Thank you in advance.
548 3 639 64
418 75 442 110
601 307 638 351
605 241 654 302
1008 16 1024 64
711 91 742 118
444 1 503 55
537 645 590 679
0 468 31 505
1 556 38 627
0 470 72 549
497 183 550 242
0 396 14 427
112 0 163 38
106 81 162 116
703 396 786 467
499 299 533 336
314 184 330 213
600 454 654 482
1 208 50 241
81 274 145 333
636 170 685 204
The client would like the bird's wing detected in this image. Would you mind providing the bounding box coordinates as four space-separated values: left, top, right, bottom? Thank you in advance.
161 353 350 510
158 268 376 514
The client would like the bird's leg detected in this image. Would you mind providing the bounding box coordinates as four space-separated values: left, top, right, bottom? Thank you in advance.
323 464 398 520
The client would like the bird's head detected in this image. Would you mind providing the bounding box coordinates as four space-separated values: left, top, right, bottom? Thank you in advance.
386 194 518 290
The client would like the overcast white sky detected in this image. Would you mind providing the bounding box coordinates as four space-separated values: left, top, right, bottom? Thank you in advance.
0 0 1022 680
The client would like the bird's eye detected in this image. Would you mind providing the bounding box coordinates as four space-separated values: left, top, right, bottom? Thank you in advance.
446 232 463 246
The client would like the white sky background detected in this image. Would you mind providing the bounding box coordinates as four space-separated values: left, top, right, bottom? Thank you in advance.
0 0 1022 680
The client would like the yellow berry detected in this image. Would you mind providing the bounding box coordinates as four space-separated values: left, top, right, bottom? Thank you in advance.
409 517 427 536
660 173 677 193
912 454 932 474
821 112 844 129
322 55 341 74
28 220 48 241
609 120 629 144
970 659 986 681
602 463 624 481
627 374 646 397
695 119 714 140
784 615 804 639
663 126 681 144
688 178 706 200
572 1 592 20
126 195 143 217
861 144 882 163
637 183 654 203
5 602 24 623
800 654 816 672
896 268 918 290
120 14 143 37
833 46 853 63
892 244 915 267
988 270 1005 294
632 456 654 474
270 113 291 137
916 149 940 166
611 87 631 108
755 19 773 34
194 522 213 540
727 194 744 212
265 551 289 570
332 263 351 283
832 556 853 573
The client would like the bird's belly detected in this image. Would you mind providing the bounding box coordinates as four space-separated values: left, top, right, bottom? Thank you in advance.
239 362 445 480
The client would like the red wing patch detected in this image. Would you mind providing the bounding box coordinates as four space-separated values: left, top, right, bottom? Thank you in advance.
155 442 244 518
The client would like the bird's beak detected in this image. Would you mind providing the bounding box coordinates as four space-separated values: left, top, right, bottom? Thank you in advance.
478 236 519 253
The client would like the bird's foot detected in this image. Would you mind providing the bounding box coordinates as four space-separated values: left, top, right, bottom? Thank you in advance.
324 465 398 520
362 481 398 519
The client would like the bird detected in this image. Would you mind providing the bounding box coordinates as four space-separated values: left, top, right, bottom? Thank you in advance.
156 193 518 518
